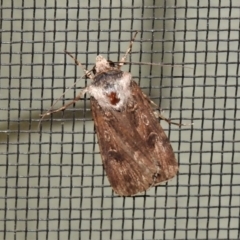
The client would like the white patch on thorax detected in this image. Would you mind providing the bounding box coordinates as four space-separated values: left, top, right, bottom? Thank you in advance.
88 72 132 110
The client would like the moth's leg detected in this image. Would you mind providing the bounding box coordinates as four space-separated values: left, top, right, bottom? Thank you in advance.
140 90 161 109
40 87 89 121
118 31 139 69
153 110 193 127
64 50 93 79
149 99 165 114
145 93 190 126
39 52 92 130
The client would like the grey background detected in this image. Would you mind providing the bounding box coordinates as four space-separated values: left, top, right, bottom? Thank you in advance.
0 1 239 240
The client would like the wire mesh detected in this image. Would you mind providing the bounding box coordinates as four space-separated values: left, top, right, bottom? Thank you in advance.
0 0 239 240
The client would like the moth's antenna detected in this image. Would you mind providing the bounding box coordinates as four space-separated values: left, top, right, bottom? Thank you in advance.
115 61 193 70
64 50 93 79
118 31 139 69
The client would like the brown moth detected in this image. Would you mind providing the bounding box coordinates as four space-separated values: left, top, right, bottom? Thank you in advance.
41 32 179 196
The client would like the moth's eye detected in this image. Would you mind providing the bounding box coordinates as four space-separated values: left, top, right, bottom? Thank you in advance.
107 60 115 67
92 66 96 75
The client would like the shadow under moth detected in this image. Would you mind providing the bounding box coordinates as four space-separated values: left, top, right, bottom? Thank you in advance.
41 32 181 196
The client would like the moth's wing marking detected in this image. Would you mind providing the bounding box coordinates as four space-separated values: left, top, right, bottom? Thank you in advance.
130 81 178 185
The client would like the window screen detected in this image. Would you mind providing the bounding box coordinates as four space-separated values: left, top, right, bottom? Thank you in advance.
0 1 239 240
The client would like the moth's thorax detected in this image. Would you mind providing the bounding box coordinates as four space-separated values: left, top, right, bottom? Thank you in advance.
88 56 132 110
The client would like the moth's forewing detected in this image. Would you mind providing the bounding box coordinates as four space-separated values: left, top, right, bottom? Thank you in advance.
91 80 178 196
129 81 178 181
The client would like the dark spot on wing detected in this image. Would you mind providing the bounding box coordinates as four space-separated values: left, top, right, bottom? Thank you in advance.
108 150 123 162
147 132 158 148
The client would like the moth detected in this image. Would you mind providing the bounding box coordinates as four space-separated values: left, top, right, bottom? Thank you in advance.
41 32 179 196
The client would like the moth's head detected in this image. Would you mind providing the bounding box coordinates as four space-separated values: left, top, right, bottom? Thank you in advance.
92 55 116 75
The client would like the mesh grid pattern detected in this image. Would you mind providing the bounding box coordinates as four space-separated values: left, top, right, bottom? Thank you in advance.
0 1 239 239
